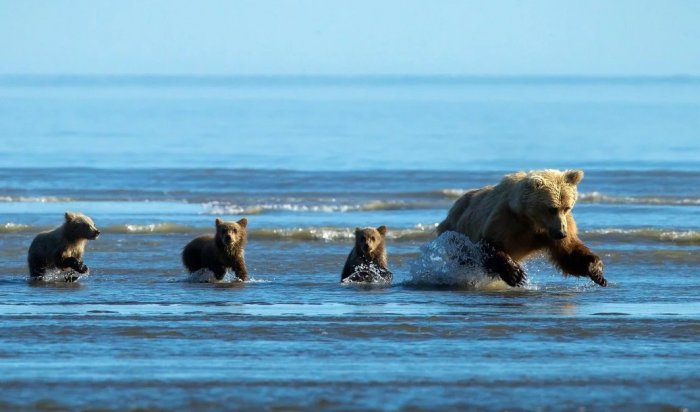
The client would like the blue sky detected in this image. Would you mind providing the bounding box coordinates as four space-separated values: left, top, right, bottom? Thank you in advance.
1 0 699 76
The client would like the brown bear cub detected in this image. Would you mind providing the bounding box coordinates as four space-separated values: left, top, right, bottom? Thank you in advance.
27 212 101 281
341 225 392 283
182 218 249 281
437 169 607 287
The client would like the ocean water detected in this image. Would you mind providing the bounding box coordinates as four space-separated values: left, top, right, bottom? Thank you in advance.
1 76 699 411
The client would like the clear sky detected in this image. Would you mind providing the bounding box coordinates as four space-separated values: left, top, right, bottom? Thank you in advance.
1 0 699 76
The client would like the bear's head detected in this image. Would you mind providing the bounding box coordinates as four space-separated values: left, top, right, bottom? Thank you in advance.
509 170 584 240
64 212 100 240
215 218 248 249
354 225 387 258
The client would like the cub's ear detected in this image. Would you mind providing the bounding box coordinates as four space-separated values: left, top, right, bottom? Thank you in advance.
215 218 223 227
237 218 248 228
65 212 76 221
355 227 362 235
376 225 387 236
564 169 584 185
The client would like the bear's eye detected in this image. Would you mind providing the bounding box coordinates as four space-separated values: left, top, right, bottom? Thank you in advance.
548 207 558 215
233 229 238 234
370 236 375 242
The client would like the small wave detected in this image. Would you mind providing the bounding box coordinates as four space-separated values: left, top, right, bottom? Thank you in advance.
252 225 436 241
201 200 426 215
0 222 32 233
0 196 74 203
583 228 700 245
406 231 511 290
435 189 469 199
433 189 700 205
104 223 196 234
578 192 700 206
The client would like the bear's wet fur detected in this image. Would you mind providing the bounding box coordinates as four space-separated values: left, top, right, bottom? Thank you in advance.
27 212 100 281
182 218 248 281
437 169 606 287
341 225 392 283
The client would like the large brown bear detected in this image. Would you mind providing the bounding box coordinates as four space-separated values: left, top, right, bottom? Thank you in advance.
341 225 392 282
182 218 248 281
437 169 606 287
27 212 100 280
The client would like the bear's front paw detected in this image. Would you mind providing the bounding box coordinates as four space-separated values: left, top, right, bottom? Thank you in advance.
499 261 527 288
76 263 89 274
587 258 606 287
480 243 528 287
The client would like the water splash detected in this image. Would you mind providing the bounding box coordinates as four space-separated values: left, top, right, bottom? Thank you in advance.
341 262 393 284
28 268 86 283
186 269 245 283
406 231 508 290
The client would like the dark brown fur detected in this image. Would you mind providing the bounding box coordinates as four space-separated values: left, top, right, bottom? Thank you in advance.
341 226 389 282
182 218 248 281
27 212 100 280
438 169 606 287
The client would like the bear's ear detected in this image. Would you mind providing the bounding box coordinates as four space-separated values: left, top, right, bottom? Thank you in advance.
376 225 387 236
528 175 546 189
237 218 248 228
215 218 223 227
564 169 584 185
355 227 362 235
65 212 76 222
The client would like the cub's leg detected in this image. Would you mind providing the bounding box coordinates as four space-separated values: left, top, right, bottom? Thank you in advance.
232 259 248 281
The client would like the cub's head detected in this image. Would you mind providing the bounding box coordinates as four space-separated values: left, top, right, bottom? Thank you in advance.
354 225 387 257
64 212 100 240
215 218 248 248
509 169 584 240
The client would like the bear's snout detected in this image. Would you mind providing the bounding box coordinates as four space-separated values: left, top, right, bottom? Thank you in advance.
224 234 233 243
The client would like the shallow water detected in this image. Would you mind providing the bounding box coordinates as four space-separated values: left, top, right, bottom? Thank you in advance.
1 76 699 410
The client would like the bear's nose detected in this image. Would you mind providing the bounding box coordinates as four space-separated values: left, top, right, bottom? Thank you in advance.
225 234 233 242
553 230 567 240
95 230 101 236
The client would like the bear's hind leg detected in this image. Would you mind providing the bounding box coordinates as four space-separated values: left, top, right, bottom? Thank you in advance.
479 242 527 287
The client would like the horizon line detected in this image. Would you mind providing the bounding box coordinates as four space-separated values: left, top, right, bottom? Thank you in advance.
1 73 699 80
